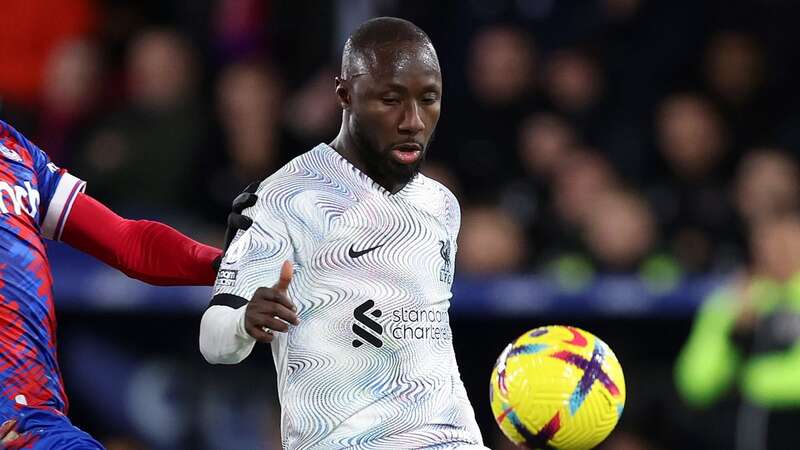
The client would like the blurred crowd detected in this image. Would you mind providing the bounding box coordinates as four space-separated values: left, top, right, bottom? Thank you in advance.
5 0 800 281
8 2 800 449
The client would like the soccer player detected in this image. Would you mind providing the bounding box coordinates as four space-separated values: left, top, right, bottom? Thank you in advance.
0 118 253 448
199 17 488 449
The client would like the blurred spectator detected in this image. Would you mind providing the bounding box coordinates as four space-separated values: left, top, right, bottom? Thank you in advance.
438 25 538 200
74 29 208 216
212 0 267 64
36 39 102 165
283 68 340 148
552 149 619 231
543 48 604 116
457 206 528 274
734 149 800 229
517 112 579 182
582 189 657 273
467 26 536 108
539 46 648 182
675 215 800 450
705 32 765 109
648 92 735 272
204 61 285 221
127 30 196 111
498 112 579 241
704 31 771 150
528 149 620 263
546 186 680 289
656 93 728 181
533 149 687 283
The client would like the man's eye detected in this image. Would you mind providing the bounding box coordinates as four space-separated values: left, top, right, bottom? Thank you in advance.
421 96 439 105
382 97 401 105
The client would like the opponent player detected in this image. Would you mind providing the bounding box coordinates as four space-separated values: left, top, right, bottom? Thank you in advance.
200 17 488 449
0 119 254 448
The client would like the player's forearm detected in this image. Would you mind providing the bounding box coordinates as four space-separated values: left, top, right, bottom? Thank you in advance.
674 290 741 407
199 305 256 364
61 193 222 286
740 345 800 407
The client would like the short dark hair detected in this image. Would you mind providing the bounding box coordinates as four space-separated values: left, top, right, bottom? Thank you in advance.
341 17 437 78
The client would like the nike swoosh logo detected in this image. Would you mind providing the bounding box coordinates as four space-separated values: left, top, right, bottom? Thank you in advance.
348 243 384 258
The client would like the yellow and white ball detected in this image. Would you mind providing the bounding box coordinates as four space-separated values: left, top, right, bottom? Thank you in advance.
489 325 626 449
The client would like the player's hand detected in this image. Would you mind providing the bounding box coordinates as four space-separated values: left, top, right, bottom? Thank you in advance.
224 181 260 251
0 419 19 447
245 261 299 343
213 182 259 271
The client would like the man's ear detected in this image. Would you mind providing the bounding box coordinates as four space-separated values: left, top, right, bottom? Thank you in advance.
335 76 351 110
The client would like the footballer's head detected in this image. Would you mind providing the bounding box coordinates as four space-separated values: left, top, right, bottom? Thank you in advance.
335 17 442 192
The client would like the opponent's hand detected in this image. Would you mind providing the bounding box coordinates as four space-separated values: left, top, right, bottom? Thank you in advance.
214 182 259 271
224 181 260 251
245 261 299 343
0 419 19 447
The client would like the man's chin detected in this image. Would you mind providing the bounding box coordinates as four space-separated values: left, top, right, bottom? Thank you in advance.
388 159 422 183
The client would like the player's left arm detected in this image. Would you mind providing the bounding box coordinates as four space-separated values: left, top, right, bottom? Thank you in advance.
59 183 258 286
61 192 222 286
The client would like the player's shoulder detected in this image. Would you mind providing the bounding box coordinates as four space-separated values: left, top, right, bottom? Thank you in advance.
417 173 460 211
0 120 44 167
0 119 29 148
415 173 461 233
252 144 343 210
0 119 18 137
0 120 28 153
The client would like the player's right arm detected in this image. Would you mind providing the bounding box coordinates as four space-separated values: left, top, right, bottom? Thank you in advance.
200 261 298 363
199 202 300 364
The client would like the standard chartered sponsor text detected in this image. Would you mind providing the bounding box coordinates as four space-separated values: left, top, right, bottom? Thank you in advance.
390 307 450 340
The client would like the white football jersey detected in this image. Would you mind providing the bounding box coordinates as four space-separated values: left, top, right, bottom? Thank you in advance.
214 144 487 449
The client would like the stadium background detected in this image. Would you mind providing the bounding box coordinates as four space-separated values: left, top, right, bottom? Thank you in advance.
4 0 800 448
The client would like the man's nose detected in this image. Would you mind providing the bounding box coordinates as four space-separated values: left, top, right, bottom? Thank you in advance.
399 101 425 134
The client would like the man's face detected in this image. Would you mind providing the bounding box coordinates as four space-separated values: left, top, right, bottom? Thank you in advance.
345 45 442 185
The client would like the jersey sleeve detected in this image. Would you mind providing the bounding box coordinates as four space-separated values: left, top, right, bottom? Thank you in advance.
213 197 295 301
36 157 86 241
201 195 295 365
0 120 86 240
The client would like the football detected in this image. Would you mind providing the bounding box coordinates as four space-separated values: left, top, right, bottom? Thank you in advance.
490 325 626 449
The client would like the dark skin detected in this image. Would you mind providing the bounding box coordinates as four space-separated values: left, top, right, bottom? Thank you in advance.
244 40 442 343
244 260 299 343
331 41 443 194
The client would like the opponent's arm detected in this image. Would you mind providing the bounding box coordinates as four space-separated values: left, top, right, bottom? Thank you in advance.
61 193 221 285
60 182 259 286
